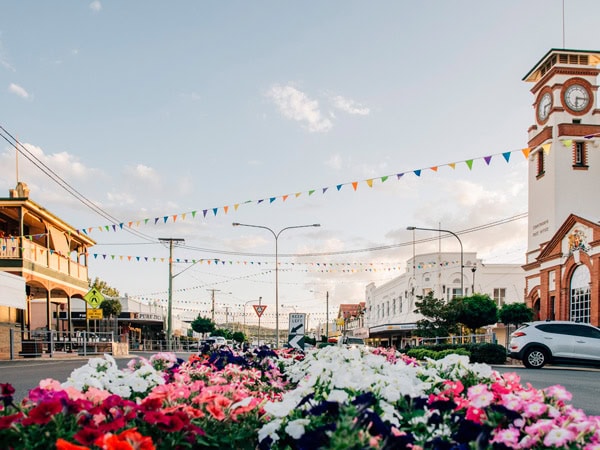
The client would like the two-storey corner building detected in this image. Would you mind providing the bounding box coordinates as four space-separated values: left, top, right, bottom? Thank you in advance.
365 252 525 348
522 49 600 325
0 182 96 352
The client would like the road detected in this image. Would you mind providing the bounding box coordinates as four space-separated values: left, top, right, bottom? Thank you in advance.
495 365 600 416
1 356 598 416
0 352 194 403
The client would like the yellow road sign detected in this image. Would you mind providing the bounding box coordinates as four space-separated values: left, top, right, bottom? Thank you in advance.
84 288 105 309
87 308 103 320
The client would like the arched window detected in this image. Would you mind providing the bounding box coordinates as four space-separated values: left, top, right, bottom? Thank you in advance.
570 264 590 323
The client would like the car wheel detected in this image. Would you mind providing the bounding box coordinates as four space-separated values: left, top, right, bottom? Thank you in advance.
523 347 547 369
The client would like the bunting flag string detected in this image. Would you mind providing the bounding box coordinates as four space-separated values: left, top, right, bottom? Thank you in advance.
74 146 536 235
2 236 460 271
85 252 461 270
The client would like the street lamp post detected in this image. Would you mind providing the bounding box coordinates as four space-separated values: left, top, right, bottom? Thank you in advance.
232 222 320 348
406 226 464 296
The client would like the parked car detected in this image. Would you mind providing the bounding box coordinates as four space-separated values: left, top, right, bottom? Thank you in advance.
199 336 228 349
508 320 600 368
337 335 366 348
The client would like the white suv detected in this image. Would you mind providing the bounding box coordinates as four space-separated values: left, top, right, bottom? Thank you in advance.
508 320 600 368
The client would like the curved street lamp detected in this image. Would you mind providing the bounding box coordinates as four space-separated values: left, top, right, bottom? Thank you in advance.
232 222 320 348
406 226 464 296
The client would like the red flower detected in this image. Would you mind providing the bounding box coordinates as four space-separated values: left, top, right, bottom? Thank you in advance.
94 428 155 450
139 397 163 412
74 427 104 446
22 398 63 425
142 410 170 427
155 411 188 432
0 412 23 429
0 383 15 396
56 438 90 450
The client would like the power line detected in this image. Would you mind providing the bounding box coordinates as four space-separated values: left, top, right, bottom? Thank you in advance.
0 125 158 243
180 212 528 258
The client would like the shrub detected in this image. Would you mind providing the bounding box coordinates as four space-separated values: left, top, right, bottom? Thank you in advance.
406 347 470 361
467 342 507 364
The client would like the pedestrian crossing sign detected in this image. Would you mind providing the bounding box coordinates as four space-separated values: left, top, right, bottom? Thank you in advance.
84 288 105 309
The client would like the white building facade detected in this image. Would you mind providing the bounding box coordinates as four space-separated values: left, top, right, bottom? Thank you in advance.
366 252 525 348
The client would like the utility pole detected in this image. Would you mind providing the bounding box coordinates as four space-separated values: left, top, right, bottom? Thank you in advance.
159 238 184 350
207 289 220 323
326 291 329 340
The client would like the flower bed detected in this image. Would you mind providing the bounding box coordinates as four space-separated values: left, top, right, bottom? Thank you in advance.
1 346 599 449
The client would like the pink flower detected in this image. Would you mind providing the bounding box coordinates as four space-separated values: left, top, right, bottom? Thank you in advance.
38 378 62 391
544 384 573 403
543 427 575 447
467 384 494 408
490 427 520 447
522 401 548 418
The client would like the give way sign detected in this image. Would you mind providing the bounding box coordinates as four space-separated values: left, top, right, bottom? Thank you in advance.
253 304 267 317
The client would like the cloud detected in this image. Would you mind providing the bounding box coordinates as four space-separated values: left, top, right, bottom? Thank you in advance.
8 83 30 99
106 191 135 205
326 154 343 170
89 1 102 12
125 164 161 184
331 95 370 115
267 84 332 133
0 40 15 72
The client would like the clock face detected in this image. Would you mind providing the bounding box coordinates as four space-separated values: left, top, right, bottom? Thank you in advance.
537 92 552 122
564 84 590 112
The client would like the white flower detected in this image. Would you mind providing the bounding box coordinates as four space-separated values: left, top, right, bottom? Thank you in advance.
285 418 311 439
327 389 348 404
263 394 301 418
258 418 282 443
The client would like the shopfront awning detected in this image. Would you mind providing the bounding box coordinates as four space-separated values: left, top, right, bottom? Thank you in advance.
369 323 417 334
0 271 26 309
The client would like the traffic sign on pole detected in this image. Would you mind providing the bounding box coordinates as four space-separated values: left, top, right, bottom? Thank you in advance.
288 313 306 350
253 304 267 317
84 288 105 309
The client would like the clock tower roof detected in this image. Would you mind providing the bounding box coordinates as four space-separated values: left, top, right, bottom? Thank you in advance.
522 48 600 83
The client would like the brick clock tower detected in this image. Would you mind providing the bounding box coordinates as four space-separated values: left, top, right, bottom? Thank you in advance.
523 49 600 324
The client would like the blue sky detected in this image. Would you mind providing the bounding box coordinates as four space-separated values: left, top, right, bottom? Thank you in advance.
1 1 599 327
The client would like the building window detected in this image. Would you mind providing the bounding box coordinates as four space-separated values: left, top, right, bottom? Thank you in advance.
386 301 390 317
536 150 545 178
573 141 587 168
392 298 396 315
493 288 506 307
450 288 462 299
570 265 590 323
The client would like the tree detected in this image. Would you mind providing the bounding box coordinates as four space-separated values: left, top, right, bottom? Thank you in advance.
454 294 498 334
212 328 233 339
499 302 534 327
100 299 122 335
89 277 120 298
100 298 122 318
413 292 459 338
499 302 534 345
191 316 215 336
232 331 246 344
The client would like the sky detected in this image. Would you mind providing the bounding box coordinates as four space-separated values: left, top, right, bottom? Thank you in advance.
1 1 599 329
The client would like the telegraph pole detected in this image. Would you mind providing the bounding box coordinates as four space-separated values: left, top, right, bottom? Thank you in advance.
159 238 184 350
326 291 329 340
207 289 221 322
